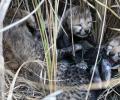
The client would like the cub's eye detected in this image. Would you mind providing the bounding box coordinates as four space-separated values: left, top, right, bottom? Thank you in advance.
109 52 115 57
107 45 113 51
118 52 120 57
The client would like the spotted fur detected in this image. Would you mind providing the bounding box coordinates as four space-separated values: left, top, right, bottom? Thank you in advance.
107 36 120 62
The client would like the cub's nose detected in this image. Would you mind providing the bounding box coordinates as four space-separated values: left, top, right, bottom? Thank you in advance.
109 52 115 57
85 30 89 33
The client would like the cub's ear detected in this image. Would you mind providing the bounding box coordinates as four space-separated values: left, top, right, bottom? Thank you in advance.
17 9 37 36
6 8 36 29
20 9 36 29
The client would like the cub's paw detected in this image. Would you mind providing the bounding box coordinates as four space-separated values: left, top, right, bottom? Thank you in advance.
76 60 88 70
74 44 82 51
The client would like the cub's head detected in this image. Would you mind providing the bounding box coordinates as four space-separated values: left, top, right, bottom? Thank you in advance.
64 6 92 38
107 36 120 62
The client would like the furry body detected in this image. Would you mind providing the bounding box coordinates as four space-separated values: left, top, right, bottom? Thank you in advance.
57 6 94 69
3 8 96 100
3 8 44 81
107 36 120 63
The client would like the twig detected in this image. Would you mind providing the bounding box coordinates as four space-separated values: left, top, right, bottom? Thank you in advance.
85 0 108 100
7 60 45 100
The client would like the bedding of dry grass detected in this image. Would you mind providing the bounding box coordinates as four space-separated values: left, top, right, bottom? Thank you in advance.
1 0 120 100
